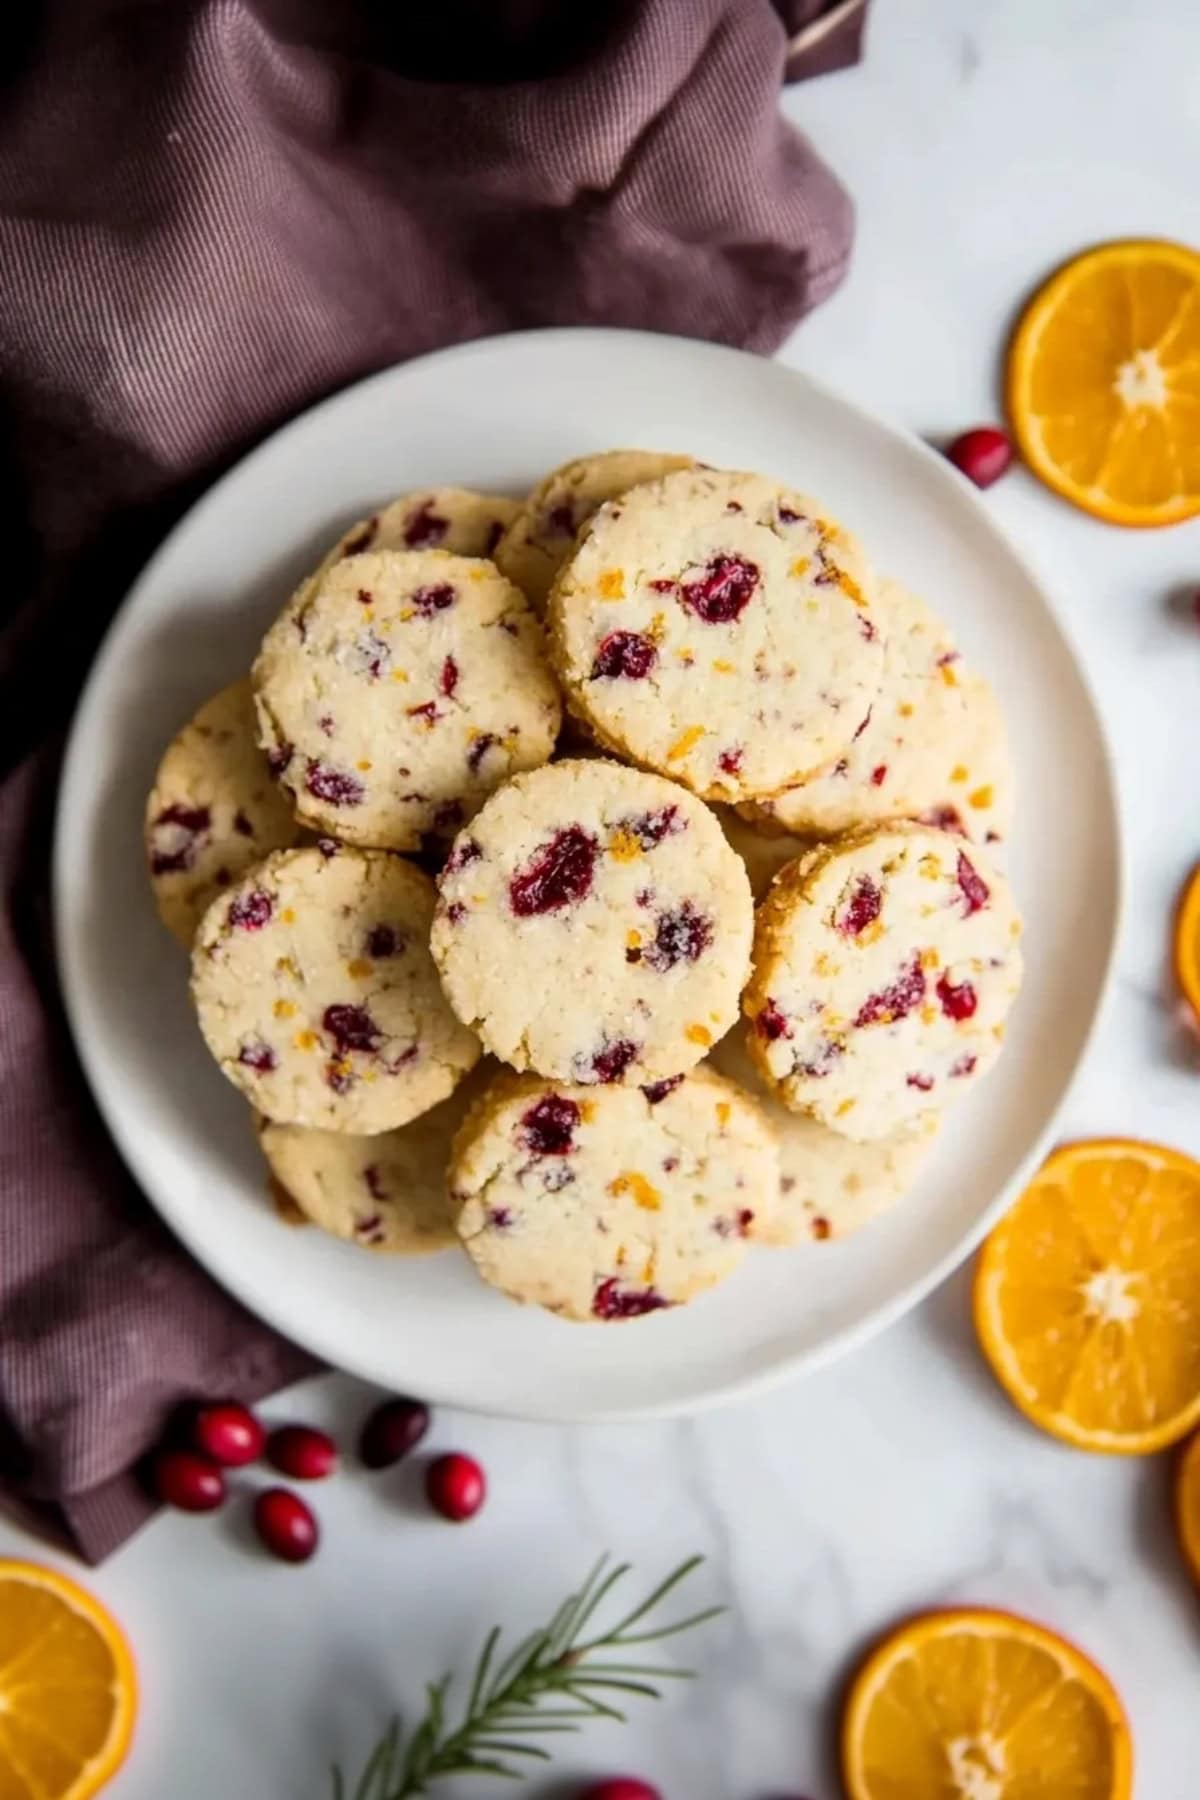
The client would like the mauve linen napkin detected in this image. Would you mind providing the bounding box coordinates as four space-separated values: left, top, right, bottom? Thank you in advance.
0 0 868 1561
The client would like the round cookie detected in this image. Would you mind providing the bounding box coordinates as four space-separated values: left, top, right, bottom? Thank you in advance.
322 488 520 567
449 1066 779 1320
257 1063 494 1254
145 680 302 945
192 845 480 1131
709 1029 938 1244
548 467 885 802
745 580 1014 845
432 759 754 1086
745 826 1022 1141
494 450 694 611
713 805 812 903
253 550 561 850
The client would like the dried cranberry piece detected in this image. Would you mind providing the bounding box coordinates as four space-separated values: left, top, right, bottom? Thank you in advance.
852 707 873 741
855 956 926 1027
466 732 496 776
411 584 456 618
678 554 759 624
837 875 881 937
643 902 713 971
777 504 805 524
592 1279 670 1320
446 901 467 924
858 615 878 642
795 1039 843 1079
717 747 744 777
937 972 978 1021
648 577 676 593
950 1052 978 1078
587 1038 640 1084
267 744 294 780
440 655 460 698
591 631 657 680
756 1000 791 1042
228 888 273 931
484 519 505 556
342 517 378 555
443 837 482 875
325 1061 356 1095
306 761 364 808
323 1003 382 1054
870 764 888 787
365 924 402 958
509 826 598 916
956 850 990 916
238 1038 276 1073
403 500 449 547
407 701 441 725
714 1208 755 1238
487 1206 514 1228
918 805 965 834
641 1075 683 1105
149 803 211 875
232 809 254 838
363 1165 387 1199
518 1094 581 1156
617 807 681 849
545 501 576 536
906 1072 935 1092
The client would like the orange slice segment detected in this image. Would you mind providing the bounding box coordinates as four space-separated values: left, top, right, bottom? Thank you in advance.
0 1561 137 1799
1173 863 1200 1027
1176 1432 1200 1590
841 1606 1132 1800
1007 239 1200 527
974 1139 1200 1452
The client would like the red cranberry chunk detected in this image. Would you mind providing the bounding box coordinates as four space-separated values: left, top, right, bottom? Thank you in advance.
365 924 402 957
446 901 467 924
679 554 759 624
149 803 211 875
407 700 441 725
411 583 456 617
641 1074 684 1104
937 971 978 1021
325 1062 356 1095
795 1039 843 1079
363 1165 387 1201
919 805 964 834
906 1072 935 1092
756 1000 791 1042
403 500 449 547
855 956 927 1027
592 1279 671 1320
509 826 598 916
643 901 713 972
440 655 460 698
306 761 364 807
443 837 482 875
518 1094 581 1156
717 746 744 777
228 888 273 931
232 809 255 838
852 707 873 741
466 732 496 776
777 504 805 524
342 517 378 554
858 615 877 642
870 764 888 787
323 1003 382 1054
487 1205 514 1228
956 850 990 915
950 1052 978 1077
714 1208 755 1238
588 1038 640 1083
545 500 576 536
238 1037 277 1073
591 631 657 680
617 806 681 849
837 875 881 937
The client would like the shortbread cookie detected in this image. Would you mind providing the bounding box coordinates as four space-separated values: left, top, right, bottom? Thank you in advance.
549 468 884 801
745 580 1014 844
450 1066 779 1320
714 806 812 902
257 1063 494 1254
322 488 520 568
146 680 302 945
495 449 694 611
253 551 561 850
192 845 479 1131
432 759 753 1085
709 1030 938 1243
744 825 1022 1141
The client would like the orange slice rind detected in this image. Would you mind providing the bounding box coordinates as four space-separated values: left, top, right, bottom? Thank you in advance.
1007 238 1200 527
1176 1433 1200 1590
0 1560 137 1799
974 1138 1200 1453
841 1605 1132 1800
1173 864 1200 1029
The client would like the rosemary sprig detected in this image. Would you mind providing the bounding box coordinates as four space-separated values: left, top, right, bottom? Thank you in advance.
332 1554 721 1799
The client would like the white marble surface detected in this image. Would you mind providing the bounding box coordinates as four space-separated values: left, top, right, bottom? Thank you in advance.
6 0 1200 1793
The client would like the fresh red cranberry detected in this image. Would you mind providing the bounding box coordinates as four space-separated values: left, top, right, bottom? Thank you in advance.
643 902 712 971
365 924 402 957
323 1003 382 1054
855 956 926 1027
937 972 978 1020
228 888 273 931
870 764 888 787
411 583 456 617
579 1781 662 1800
756 1000 791 1041
342 517 378 554
519 1094 581 1155
466 732 496 775
591 631 657 680
906 1072 935 1092
509 826 598 916
950 1052 978 1077
359 1397 430 1469
237 1038 277 1073
267 1424 338 1481
679 554 759 624
641 1075 683 1104
444 837 482 875
191 1401 265 1467
149 803 211 874
717 746 744 777
945 426 1013 489
152 1449 225 1512
403 500 448 547
440 655 460 697
587 1038 640 1083
956 850 990 915
254 1487 319 1562
592 1280 670 1320
618 806 681 849
837 875 882 937
306 761 364 807
426 1452 486 1522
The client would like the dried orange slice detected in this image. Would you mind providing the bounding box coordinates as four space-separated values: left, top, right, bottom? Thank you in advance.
841 1606 1132 1800
1176 1432 1200 1589
1173 863 1200 1026
1007 239 1200 527
974 1139 1200 1452
0 1560 137 1798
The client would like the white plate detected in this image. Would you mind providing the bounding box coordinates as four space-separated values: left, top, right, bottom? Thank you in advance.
54 328 1120 1420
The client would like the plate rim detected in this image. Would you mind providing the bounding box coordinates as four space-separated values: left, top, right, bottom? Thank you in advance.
52 325 1125 1421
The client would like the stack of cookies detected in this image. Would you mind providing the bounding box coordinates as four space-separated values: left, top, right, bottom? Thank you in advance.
147 455 1022 1324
